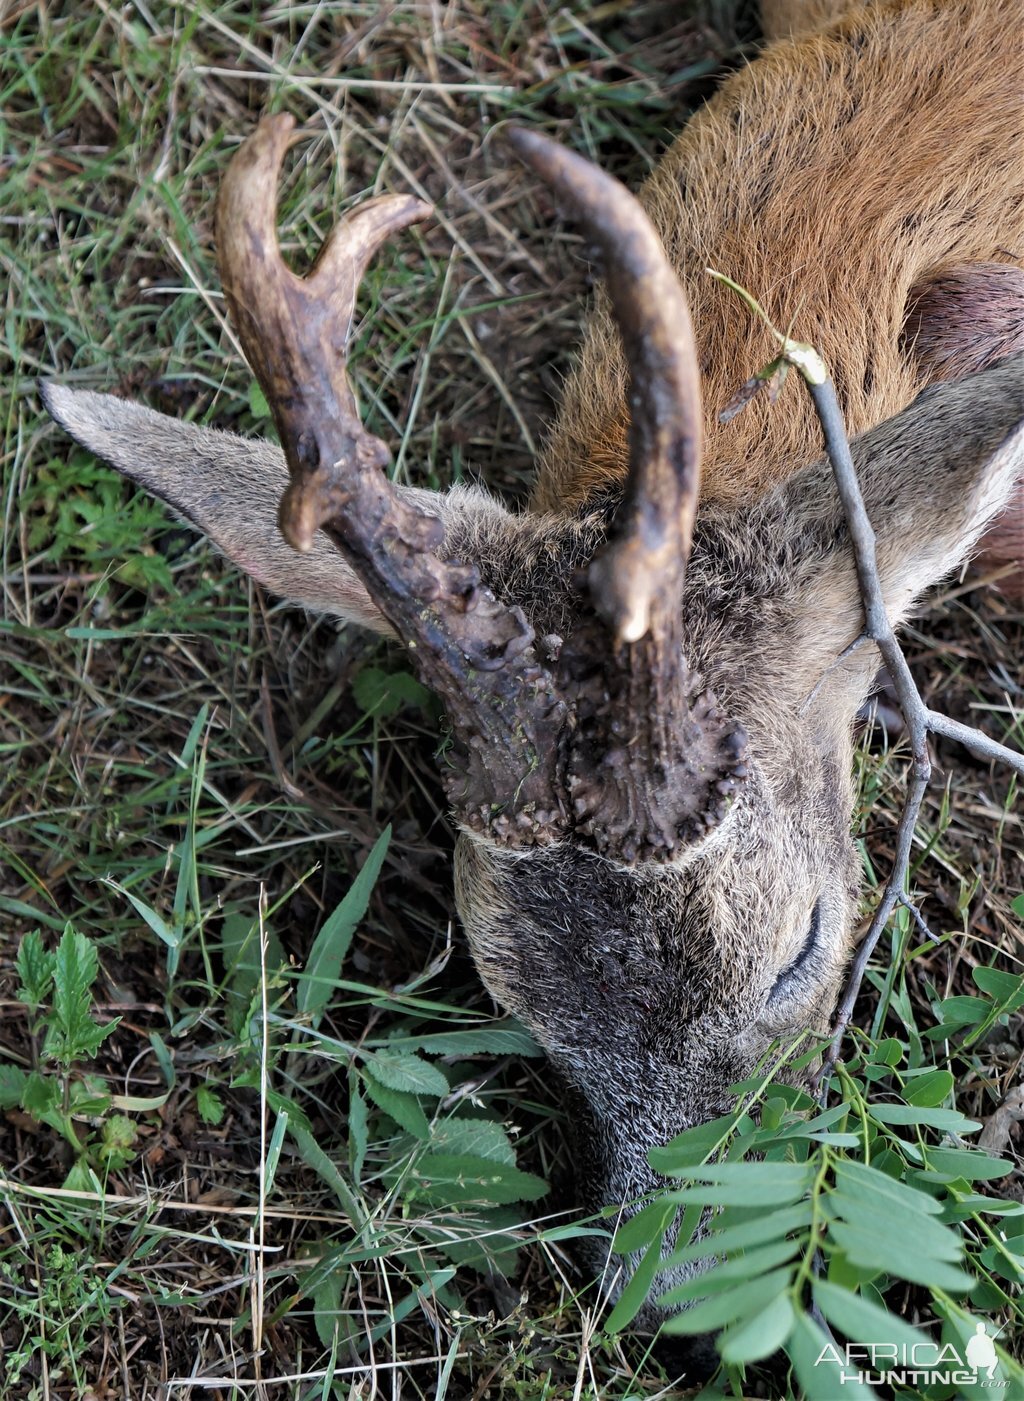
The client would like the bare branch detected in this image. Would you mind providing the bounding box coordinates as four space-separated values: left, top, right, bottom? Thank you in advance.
924 709 1024 777
806 370 1020 1090
713 276 1024 1091
898 894 939 945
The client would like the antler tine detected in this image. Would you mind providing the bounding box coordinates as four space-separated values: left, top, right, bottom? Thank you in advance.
506 127 703 644
508 128 747 862
216 113 430 553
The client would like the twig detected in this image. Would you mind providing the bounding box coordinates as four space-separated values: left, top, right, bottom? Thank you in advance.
924 710 1024 775
898 893 940 945
709 270 1024 1095
798 631 868 715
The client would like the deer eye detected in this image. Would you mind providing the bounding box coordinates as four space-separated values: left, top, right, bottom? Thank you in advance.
769 900 822 1001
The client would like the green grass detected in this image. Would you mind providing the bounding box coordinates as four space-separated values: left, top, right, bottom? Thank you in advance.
1 1 1021 1397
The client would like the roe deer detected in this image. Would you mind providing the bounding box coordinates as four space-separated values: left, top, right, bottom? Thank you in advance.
41 0 1024 1347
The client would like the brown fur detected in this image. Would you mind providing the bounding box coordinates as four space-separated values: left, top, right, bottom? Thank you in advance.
534 0 1023 515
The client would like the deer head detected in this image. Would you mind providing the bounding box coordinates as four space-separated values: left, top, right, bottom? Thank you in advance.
40 116 1024 1340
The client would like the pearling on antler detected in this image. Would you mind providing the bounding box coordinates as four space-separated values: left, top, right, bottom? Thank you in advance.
215 114 747 861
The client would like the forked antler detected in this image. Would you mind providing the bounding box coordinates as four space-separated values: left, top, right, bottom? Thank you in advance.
217 115 430 554
215 114 747 861
217 114 568 842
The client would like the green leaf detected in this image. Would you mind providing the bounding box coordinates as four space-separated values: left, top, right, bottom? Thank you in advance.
924 1147 1013 1181
429 1117 516 1166
311 1259 344 1351
830 1191 964 1262
1011 892 1024 920
63 1158 102 1194
149 1031 176 1090
903 1068 954 1106
0 1064 29 1110
827 1250 880 1290
298 826 390 1023
677 1161 813 1189
364 1049 449 1098
669 1163 814 1208
660 1267 794 1334
103 880 180 948
68 1076 111 1116
15 930 55 1010
659 1239 801 1302
971 965 1024 1002
361 1074 431 1140
42 925 120 1066
406 1154 548 1206
648 1113 741 1173
389 1024 542 1058
222 907 285 1031
828 1221 972 1291
435 1205 524 1273
349 1085 369 1182
195 1084 224 1125
98 1113 138 1169
754 1110 859 1147
787 1308 876 1401
111 1090 171 1113
867 1037 905 1066
21 1070 60 1119
289 1123 362 1221
934 995 988 1027
949 1194 1024 1216
719 1292 796 1363
835 1158 943 1215
264 1110 289 1195
604 1232 669 1334
663 1202 813 1268
248 379 269 418
672 1181 812 1208
870 1103 980 1131
813 1278 932 1352
352 666 431 720
613 1196 678 1257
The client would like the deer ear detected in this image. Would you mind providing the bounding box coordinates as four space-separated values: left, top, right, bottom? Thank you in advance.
774 357 1024 718
40 384 398 631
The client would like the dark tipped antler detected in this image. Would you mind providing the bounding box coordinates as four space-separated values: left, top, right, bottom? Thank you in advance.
506 128 703 646
508 129 748 860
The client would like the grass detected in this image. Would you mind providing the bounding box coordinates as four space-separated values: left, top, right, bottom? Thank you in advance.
1 1 1021 1398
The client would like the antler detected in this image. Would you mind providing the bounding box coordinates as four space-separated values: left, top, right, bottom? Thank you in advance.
217 115 430 554
506 128 703 645
216 115 567 843
507 129 748 861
